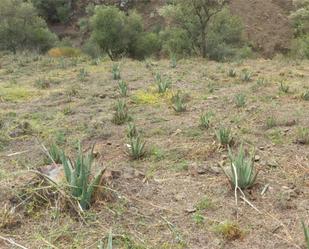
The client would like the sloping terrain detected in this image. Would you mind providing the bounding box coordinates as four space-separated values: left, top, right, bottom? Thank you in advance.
0 54 308 248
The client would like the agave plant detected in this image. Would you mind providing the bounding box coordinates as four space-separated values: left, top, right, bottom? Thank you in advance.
228 68 237 77
215 126 233 146
61 144 105 210
112 64 121 80
279 81 289 93
223 144 258 189
234 93 246 108
241 70 252 82
172 92 186 112
46 143 62 164
126 123 138 139
112 99 130 125
118 80 128 97
302 221 309 249
128 136 146 159
200 112 213 129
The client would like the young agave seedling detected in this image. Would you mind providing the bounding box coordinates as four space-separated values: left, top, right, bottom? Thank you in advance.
234 93 246 108
128 136 146 159
157 78 171 93
302 221 309 249
228 68 237 77
215 126 233 146
78 68 88 82
241 70 252 82
126 123 138 138
118 80 128 97
61 143 105 210
112 99 130 125
46 143 62 164
112 64 121 80
172 92 186 112
200 112 213 129
223 144 258 190
279 81 289 93
170 54 177 68
301 90 309 101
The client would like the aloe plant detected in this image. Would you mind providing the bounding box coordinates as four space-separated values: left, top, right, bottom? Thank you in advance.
112 99 130 125
127 123 138 138
61 143 104 210
172 92 186 112
112 64 121 80
118 80 128 97
200 112 213 129
46 143 62 164
224 144 258 189
128 136 146 159
302 221 309 249
216 126 233 146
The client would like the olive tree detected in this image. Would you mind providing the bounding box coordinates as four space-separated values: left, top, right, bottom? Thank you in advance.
160 0 231 58
0 0 57 52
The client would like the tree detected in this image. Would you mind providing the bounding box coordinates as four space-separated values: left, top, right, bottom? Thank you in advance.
160 0 229 58
0 0 57 52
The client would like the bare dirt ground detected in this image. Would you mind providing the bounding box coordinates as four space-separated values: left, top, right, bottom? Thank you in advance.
0 53 308 248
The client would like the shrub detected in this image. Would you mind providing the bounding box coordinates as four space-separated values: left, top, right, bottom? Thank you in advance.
61 143 105 210
290 35 309 59
132 32 161 59
0 0 57 53
31 0 73 23
48 47 81 58
90 6 158 60
160 28 193 56
224 144 258 189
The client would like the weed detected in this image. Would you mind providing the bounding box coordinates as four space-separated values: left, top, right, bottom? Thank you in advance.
214 221 243 240
199 112 213 129
126 123 138 138
195 196 213 210
228 68 237 77
118 80 128 97
296 127 309 145
302 221 309 249
61 143 105 210
112 100 130 125
192 212 204 225
112 64 121 80
279 81 289 93
172 92 186 113
128 136 146 159
224 144 258 189
215 126 233 146
234 93 246 108
241 70 252 82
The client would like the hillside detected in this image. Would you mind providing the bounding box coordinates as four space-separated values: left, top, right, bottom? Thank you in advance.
52 0 295 58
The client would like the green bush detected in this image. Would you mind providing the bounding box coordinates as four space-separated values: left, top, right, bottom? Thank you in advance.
132 32 161 59
90 6 160 60
31 0 73 23
0 0 57 53
160 28 193 56
290 35 309 59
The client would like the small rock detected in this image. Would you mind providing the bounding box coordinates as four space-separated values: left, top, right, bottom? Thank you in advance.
207 166 221 175
267 160 279 168
254 155 261 162
222 154 228 160
197 167 207 175
259 146 265 151
185 207 197 214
